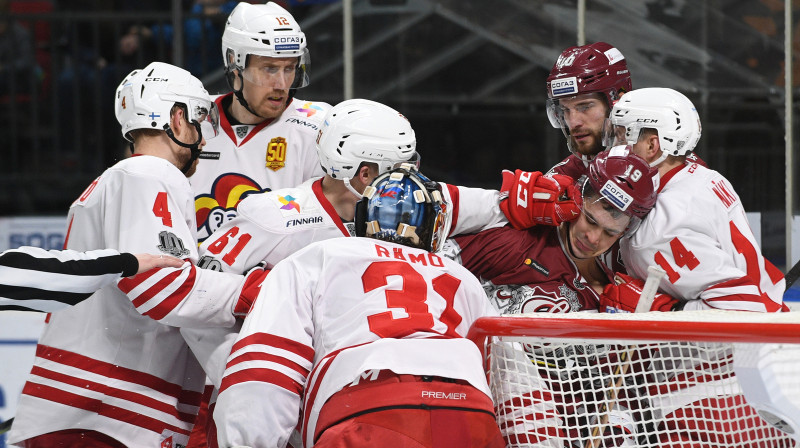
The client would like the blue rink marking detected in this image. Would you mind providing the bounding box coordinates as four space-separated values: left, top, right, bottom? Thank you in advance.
783 284 800 302
0 340 38 345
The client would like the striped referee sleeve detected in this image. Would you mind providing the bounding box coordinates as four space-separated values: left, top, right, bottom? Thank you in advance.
0 247 138 313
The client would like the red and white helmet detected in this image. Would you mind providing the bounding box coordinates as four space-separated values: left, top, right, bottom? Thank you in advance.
585 146 658 225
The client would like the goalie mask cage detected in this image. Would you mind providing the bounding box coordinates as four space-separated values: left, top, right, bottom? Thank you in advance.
467 310 800 448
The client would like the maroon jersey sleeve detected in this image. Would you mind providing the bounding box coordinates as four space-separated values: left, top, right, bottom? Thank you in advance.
546 154 590 179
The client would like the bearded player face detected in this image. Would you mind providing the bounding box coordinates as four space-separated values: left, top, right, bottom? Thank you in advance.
558 93 609 157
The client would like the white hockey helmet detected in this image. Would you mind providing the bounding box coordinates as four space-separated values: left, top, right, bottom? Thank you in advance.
316 99 418 184
115 61 219 143
604 87 702 164
221 1 309 89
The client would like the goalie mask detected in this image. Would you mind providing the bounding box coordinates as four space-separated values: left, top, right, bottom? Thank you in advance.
355 165 447 253
115 62 220 173
603 87 702 166
546 42 632 161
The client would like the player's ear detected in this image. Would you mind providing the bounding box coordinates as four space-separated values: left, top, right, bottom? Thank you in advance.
357 163 378 185
647 134 661 158
169 104 187 131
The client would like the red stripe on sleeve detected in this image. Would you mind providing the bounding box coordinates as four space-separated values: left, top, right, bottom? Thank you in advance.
143 265 198 320
219 368 304 395
118 266 164 294
226 351 310 377
231 333 314 363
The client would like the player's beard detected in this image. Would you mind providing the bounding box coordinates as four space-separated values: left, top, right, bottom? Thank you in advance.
568 129 604 157
184 158 199 178
247 88 289 120
177 149 199 177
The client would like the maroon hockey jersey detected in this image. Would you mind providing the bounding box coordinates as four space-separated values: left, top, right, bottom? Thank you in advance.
447 225 614 314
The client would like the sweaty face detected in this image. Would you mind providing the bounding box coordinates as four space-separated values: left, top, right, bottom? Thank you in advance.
558 94 609 157
566 193 629 259
241 55 299 120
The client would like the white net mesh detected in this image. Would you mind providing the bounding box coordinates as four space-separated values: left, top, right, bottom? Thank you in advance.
476 311 800 448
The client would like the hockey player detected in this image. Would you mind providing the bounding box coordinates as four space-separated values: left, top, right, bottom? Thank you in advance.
536 42 703 230
599 87 791 448
180 98 509 445
190 2 331 243
8 62 267 448
197 98 506 276
545 42 633 180
444 148 659 446
449 147 657 314
214 166 549 447
600 87 786 313
0 248 182 312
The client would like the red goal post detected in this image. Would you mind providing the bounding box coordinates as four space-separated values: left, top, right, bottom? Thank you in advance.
467 310 800 448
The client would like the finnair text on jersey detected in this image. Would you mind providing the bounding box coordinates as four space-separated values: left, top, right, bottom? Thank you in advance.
286 216 323 227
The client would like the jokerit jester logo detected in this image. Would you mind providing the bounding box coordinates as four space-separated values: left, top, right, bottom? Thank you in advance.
195 173 266 239
297 102 324 117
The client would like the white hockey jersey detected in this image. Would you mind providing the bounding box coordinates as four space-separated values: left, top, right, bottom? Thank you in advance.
214 237 546 447
198 177 507 275
9 156 253 448
182 178 506 386
190 94 330 243
622 162 786 312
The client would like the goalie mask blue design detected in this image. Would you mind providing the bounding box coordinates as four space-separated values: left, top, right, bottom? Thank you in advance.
355 165 447 253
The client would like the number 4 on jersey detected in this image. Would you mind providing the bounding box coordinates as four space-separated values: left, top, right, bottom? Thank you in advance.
152 192 173 227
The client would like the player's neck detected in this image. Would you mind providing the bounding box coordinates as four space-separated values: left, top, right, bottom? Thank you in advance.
321 176 360 222
657 157 684 179
131 135 182 170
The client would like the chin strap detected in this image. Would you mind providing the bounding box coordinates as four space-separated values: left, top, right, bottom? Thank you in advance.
648 149 669 167
342 177 362 198
164 123 203 174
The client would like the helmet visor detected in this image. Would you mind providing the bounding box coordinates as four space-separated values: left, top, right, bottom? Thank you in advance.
392 151 421 172
241 49 310 89
190 100 220 140
580 177 640 237
545 98 564 129
602 117 640 149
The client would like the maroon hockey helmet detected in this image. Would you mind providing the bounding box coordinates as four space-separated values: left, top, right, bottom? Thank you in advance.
546 42 632 107
586 146 658 220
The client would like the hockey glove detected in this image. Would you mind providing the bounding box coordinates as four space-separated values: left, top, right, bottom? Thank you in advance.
499 169 581 229
234 264 270 318
600 272 679 313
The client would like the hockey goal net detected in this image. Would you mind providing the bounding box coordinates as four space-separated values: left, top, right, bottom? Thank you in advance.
467 310 800 448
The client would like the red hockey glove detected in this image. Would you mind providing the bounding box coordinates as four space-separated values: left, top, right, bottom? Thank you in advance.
499 169 580 229
234 264 270 318
600 272 679 313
